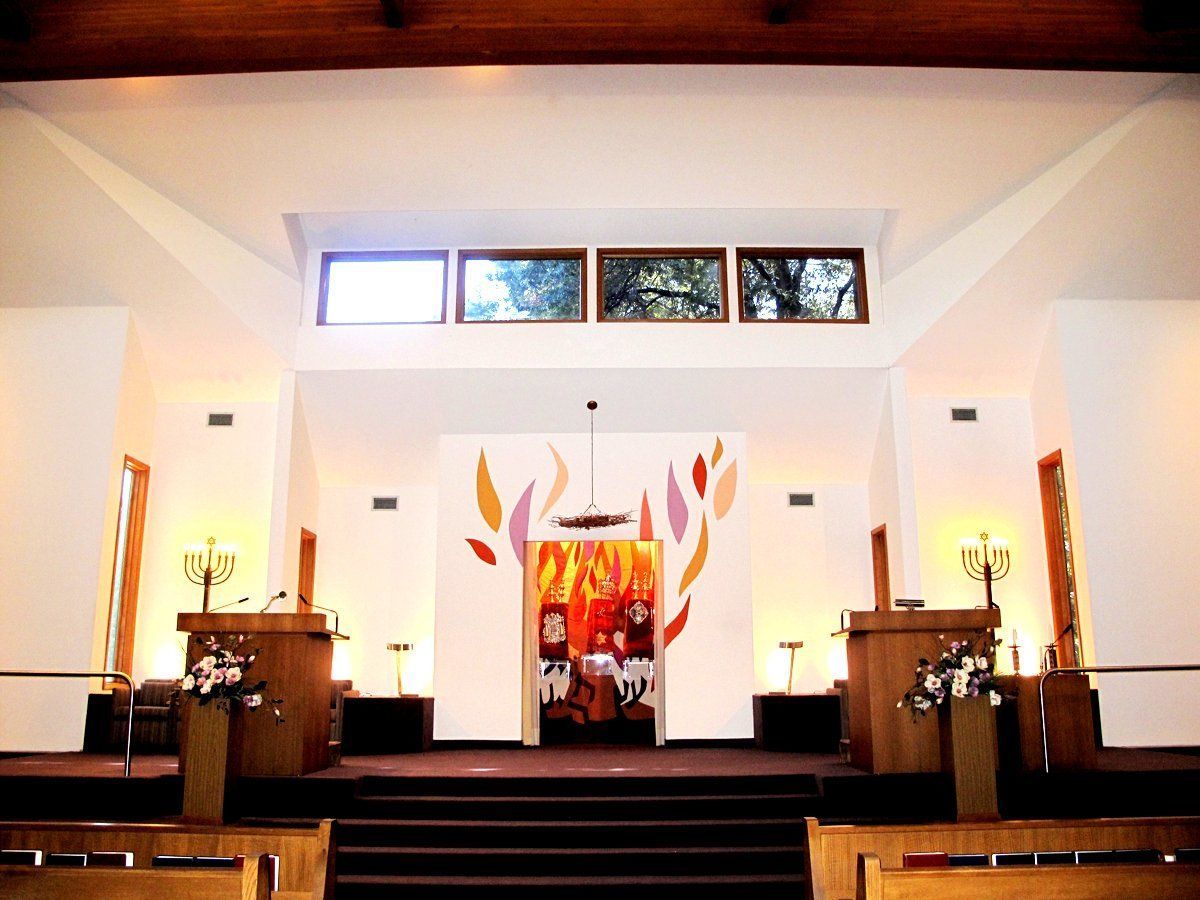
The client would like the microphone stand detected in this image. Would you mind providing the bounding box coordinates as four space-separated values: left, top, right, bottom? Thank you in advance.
260 590 287 613
207 596 251 612
299 594 344 636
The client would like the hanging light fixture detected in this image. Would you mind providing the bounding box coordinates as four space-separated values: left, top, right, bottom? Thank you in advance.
550 400 636 530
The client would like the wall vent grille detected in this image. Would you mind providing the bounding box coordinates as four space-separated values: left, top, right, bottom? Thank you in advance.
372 497 399 511
951 407 978 422
207 413 234 427
788 492 815 507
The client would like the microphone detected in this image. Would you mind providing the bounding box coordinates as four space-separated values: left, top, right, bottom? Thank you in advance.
299 593 344 636
259 590 287 613
209 596 250 613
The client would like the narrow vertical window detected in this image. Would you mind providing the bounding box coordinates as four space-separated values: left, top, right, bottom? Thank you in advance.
105 456 149 680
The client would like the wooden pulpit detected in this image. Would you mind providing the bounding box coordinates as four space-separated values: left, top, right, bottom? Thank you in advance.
178 613 339 776
838 608 1002 774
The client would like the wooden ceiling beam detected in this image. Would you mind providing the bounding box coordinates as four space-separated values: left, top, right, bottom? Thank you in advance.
1 1 1197 81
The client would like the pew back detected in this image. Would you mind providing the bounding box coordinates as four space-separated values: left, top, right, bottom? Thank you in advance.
856 852 1200 900
0 851 270 899
805 815 1200 900
0 820 333 899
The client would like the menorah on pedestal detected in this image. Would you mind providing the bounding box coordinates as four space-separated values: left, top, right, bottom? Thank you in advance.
184 536 236 613
960 531 1010 611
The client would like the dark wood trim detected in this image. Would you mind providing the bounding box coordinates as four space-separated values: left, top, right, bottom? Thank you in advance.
455 248 587 324
104 455 149 685
1037 449 1081 668
316 250 449 326
298 528 317 603
596 247 729 323
735 247 869 324
870 524 891 611
3 2 1199 81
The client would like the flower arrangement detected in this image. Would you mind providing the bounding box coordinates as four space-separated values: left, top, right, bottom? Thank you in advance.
181 634 282 720
899 631 1003 717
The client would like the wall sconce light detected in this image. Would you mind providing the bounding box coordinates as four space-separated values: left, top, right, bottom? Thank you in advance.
387 642 415 696
775 640 805 695
960 531 1010 610
184 536 236 613
1009 628 1022 674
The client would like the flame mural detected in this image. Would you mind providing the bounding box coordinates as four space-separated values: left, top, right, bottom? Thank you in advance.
465 436 739 653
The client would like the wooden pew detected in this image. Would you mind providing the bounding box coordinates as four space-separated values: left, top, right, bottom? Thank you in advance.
0 820 333 899
856 852 1200 900
805 815 1200 900
0 851 271 899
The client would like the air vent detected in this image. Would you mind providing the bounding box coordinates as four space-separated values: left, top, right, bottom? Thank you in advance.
372 497 398 511
951 407 978 422
788 492 815 507
207 413 234 427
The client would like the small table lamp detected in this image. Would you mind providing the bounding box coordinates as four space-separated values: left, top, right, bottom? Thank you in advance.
776 640 805 695
387 642 415 696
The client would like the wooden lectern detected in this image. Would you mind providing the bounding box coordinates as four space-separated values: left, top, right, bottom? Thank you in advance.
838 608 1001 773
178 613 339 776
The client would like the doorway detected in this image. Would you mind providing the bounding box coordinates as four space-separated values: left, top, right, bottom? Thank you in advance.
870 524 891 611
298 528 317 603
1037 451 1083 667
522 540 665 746
104 456 150 684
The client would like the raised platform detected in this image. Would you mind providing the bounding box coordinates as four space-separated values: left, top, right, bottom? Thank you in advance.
2 747 1199 898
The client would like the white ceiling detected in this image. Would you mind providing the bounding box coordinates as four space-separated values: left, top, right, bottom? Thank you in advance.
2 66 1170 279
298 367 889 486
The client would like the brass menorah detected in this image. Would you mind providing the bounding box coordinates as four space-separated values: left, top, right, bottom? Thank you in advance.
184 536 236 613
961 531 1010 610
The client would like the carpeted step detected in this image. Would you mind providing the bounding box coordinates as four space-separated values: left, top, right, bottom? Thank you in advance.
337 844 806 877
349 791 820 821
354 773 819 798
336 871 807 899
334 816 810 848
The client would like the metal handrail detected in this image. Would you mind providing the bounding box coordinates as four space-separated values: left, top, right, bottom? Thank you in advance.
0 670 135 777
1038 664 1200 773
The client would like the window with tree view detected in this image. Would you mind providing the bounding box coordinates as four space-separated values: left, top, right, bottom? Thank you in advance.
599 251 726 321
738 249 867 322
458 250 585 322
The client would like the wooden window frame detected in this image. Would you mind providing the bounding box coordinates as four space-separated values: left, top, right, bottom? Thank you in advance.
1037 450 1084 668
298 528 317 603
455 248 588 323
870 524 891 611
316 249 449 325
596 248 730 323
735 247 869 324
104 455 150 685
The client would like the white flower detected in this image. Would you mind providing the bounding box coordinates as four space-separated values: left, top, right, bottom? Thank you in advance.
199 655 217 672
989 690 1002 706
199 681 213 695
225 667 242 685
181 674 195 691
977 656 989 670
243 694 262 709
961 657 975 674
953 669 969 684
924 674 940 691
897 700 903 708
951 682 967 698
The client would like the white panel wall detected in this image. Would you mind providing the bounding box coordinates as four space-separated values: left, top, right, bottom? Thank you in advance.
312 486 438 696
133 401 280 681
749 483 871 693
907 396 1052 667
1055 299 1200 746
0 308 131 751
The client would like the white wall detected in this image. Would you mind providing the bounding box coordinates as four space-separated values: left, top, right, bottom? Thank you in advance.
133 400 280 681
0 308 131 751
1055 299 1200 746
867 369 921 598
266 374 321 606
750 483 871 693
434 432 753 741
907 396 1052 668
313 486 438 695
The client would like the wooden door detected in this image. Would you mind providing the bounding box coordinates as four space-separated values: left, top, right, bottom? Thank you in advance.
298 528 317 603
870 525 891 611
1037 451 1082 667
